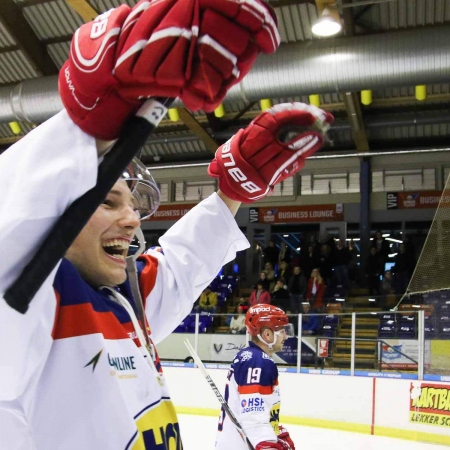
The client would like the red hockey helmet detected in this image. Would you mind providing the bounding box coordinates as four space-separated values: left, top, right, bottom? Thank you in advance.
245 304 290 336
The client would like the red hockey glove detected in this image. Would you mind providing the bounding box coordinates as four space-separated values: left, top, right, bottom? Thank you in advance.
255 438 293 450
278 425 295 450
59 0 279 140
208 103 333 203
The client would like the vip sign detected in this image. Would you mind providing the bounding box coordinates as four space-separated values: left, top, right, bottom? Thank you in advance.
410 382 450 427
318 339 329 357
387 191 450 210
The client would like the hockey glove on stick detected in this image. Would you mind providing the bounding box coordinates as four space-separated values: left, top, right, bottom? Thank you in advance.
278 425 295 450
208 103 333 203
255 439 292 450
60 0 279 140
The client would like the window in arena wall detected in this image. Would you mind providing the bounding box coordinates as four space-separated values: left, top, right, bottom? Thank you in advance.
443 168 450 188
158 182 170 203
271 176 295 196
174 180 217 202
300 172 360 195
372 168 436 192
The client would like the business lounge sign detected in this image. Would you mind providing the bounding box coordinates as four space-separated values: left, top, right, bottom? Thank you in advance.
252 204 344 223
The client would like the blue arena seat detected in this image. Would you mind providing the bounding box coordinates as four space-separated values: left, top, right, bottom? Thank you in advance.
397 324 416 339
438 325 450 339
322 315 339 326
424 324 436 339
319 325 336 337
378 322 396 338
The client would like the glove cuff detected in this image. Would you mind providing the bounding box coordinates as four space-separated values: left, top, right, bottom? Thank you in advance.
58 62 140 140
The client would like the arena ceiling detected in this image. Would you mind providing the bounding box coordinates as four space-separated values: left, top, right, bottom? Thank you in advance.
0 0 450 165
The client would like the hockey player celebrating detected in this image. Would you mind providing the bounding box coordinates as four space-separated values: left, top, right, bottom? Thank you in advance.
0 0 332 449
216 304 296 450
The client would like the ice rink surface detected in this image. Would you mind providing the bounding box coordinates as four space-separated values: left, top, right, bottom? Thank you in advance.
178 414 449 450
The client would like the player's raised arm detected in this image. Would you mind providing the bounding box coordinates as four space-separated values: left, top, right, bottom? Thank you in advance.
0 0 280 399
144 103 333 343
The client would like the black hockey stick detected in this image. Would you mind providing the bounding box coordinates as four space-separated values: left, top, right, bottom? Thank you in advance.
4 97 173 314
184 338 255 450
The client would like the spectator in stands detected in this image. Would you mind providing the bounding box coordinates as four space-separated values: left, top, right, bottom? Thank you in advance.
249 282 271 306
229 304 247 334
278 242 292 266
318 244 334 286
251 240 264 276
380 270 396 309
288 266 307 313
196 286 218 313
300 244 319 282
271 278 290 311
365 246 384 297
301 302 319 335
237 297 250 313
403 234 416 264
255 270 270 291
306 268 326 312
184 356 194 363
264 261 276 291
370 230 390 265
348 239 362 286
277 260 291 285
392 243 414 294
263 239 279 269
333 239 352 291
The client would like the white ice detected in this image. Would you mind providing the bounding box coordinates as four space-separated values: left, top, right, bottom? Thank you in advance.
178 414 449 450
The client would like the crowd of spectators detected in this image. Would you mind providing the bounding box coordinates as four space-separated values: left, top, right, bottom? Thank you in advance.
186 231 418 337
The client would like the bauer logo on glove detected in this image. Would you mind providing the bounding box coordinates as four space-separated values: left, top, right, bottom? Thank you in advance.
208 102 334 203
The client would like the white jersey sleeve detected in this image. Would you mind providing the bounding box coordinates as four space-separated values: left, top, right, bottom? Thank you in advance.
0 111 99 399
143 193 249 343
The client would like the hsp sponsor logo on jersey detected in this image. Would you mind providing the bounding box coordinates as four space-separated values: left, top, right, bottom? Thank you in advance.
241 397 265 413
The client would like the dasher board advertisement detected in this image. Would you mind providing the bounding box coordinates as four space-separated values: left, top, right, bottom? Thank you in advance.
410 382 450 428
381 339 431 370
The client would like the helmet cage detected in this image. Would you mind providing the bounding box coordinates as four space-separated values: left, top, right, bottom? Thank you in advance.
122 158 160 220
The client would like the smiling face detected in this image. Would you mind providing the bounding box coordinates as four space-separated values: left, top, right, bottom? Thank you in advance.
65 180 140 287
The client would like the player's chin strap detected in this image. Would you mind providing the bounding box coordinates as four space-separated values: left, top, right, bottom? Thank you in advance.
104 227 164 387
257 329 282 350
126 227 149 345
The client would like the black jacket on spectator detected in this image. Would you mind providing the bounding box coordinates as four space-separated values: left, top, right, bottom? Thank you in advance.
334 246 352 266
264 242 279 268
271 287 290 310
288 272 307 296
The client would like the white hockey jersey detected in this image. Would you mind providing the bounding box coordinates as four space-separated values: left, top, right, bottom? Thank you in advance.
215 342 281 450
0 110 250 450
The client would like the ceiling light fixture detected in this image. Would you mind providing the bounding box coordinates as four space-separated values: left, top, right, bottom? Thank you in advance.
312 7 342 37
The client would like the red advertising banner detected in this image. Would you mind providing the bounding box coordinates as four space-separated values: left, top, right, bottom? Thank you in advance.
387 191 450 209
148 204 196 221
256 204 344 223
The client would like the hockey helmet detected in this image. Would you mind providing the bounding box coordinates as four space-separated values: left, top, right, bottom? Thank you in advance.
122 158 160 220
245 304 293 337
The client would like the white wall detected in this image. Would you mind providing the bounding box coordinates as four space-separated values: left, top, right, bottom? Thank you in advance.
163 367 450 445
